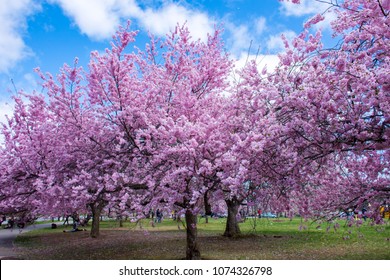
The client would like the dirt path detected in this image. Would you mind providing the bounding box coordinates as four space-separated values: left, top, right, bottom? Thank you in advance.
0 223 56 259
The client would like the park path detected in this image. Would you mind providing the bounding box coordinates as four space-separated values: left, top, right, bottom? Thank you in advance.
0 223 56 259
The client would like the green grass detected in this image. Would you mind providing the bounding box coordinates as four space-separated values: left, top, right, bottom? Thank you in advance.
13 217 390 260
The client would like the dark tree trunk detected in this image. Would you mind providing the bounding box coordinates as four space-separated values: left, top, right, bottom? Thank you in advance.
118 216 123 227
185 209 201 260
223 198 241 237
204 191 212 224
90 206 101 238
89 201 106 238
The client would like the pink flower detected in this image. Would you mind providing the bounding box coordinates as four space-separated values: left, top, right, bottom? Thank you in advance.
304 14 325 29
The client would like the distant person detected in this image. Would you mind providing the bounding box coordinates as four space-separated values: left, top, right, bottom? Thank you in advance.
150 209 155 220
63 220 86 232
362 207 367 221
156 209 163 223
63 215 70 225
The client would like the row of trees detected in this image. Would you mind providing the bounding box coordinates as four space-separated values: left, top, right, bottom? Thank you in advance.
0 0 389 259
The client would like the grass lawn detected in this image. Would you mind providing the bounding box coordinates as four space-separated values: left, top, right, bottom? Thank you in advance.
13 217 390 260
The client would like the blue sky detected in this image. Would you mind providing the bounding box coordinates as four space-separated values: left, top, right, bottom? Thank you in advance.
0 0 337 123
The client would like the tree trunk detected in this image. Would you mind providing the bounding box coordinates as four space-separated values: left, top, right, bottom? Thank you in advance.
204 191 212 224
185 209 201 260
89 201 106 238
224 198 241 237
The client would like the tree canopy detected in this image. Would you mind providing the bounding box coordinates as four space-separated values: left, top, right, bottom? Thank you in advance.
0 0 389 259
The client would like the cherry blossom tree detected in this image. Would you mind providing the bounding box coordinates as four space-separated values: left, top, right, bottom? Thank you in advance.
139 25 233 259
0 31 146 237
0 95 46 220
243 0 390 218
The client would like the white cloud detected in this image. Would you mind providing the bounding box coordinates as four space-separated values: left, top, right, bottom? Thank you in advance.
225 23 253 57
255 54 280 74
280 0 336 31
224 16 270 59
235 52 279 74
115 0 143 16
49 0 214 42
255 17 267 34
20 73 40 93
280 0 330 17
49 0 142 40
266 30 297 53
0 0 40 73
225 15 270 58
141 3 214 41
